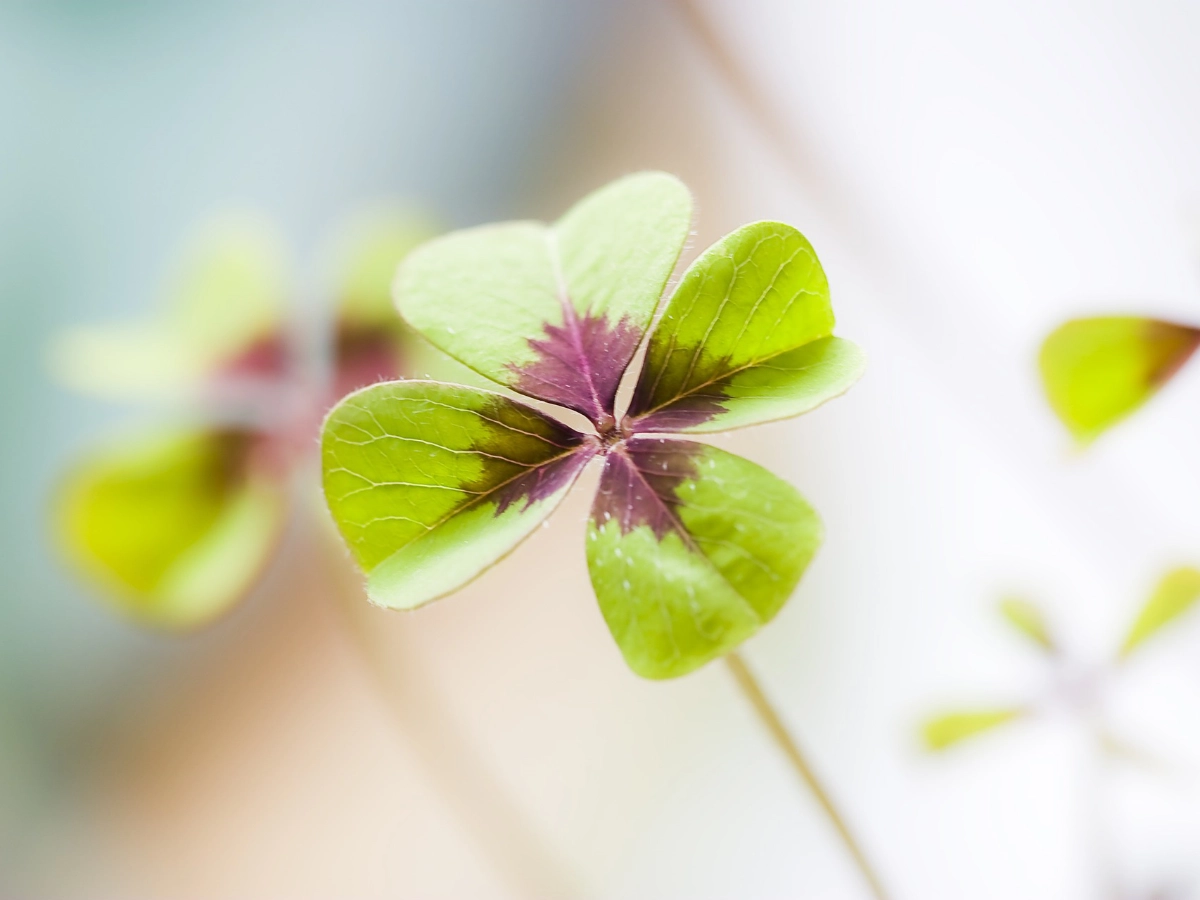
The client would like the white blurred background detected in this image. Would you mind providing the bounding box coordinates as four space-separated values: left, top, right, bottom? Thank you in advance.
4 1 1200 897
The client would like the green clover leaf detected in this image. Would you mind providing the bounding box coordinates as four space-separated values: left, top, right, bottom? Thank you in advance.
322 173 865 678
55 428 286 628
1039 316 1200 444
52 212 431 628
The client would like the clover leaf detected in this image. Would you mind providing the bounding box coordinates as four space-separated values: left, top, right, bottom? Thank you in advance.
53 212 433 628
1039 316 1200 444
55 427 286 627
321 172 864 679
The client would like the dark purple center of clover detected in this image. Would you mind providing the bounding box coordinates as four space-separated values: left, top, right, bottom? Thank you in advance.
508 306 641 428
498 307 711 538
590 437 703 539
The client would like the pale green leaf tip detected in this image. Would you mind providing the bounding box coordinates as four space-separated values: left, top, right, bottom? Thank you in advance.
997 596 1056 653
54 429 284 631
1119 566 1200 660
921 709 1024 752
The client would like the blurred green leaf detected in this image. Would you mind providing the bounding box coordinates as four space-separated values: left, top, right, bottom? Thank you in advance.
998 596 1056 653
1119 566 1200 659
50 214 287 399
334 212 437 331
168 214 287 362
56 428 285 628
1039 316 1200 444
330 212 436 395
921 709 1024 751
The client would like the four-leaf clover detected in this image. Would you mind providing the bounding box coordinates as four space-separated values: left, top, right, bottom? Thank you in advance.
53 213 432 627
321 172 865 678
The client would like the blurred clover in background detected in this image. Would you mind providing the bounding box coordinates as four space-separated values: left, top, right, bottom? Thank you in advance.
921 570 1200 898
921 568 1200 752
48 212 435 628
1040 317 1200 445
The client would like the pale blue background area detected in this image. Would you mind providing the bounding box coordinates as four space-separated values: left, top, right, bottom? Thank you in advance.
0 0 617 876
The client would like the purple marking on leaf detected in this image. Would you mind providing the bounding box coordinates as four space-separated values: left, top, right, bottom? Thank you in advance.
590 438 704 539
508 309 642 426
629 391 729 433
626 353 739 432
1145 320 1200 387
493 444 595 516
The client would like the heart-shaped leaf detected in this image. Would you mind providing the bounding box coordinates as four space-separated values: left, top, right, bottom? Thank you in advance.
921 709 1025 751
997 596 1056 653
1039 316 1200 444
628 221 863 433
55 428 285 628
1119 566 1200 660
50 215 288 399
322 381 593 609
586 438 822 678
394 172 692 424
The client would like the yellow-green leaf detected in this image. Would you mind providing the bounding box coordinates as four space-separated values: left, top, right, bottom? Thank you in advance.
55 428 285 628
394 172 692 424
997 596 1056 653
628 221 863 433
586 439 821 679
921 709 1025 752
322 381 592 610
1119 566 1200 659
1039 317 1200 444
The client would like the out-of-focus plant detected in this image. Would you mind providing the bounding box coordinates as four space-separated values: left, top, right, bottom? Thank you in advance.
320 173 889 897
923 570 1200 749
49 214 586 899
51 213 430 627
921 570 1200 898
1039 317 1200 445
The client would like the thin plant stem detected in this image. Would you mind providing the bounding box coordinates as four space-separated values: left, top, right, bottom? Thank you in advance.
726 651 890 900
1083 717 1122 900
328 550 583 900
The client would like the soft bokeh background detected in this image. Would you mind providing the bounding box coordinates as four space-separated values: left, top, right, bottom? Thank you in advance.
5 1 1200 897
